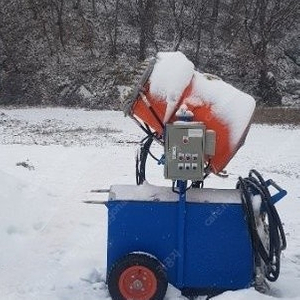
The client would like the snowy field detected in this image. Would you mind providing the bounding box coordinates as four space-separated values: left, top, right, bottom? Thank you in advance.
0 107 300 300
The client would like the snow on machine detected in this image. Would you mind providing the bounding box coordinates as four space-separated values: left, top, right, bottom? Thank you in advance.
87 52 287 300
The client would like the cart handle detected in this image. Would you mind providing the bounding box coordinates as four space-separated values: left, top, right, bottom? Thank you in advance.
83 200 108 205
83 189 110 205
265 179 287 205
90 189 110 193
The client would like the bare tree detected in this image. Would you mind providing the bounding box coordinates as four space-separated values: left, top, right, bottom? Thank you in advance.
243 0 300 105
138 0 157 60
50 0 66 51
167 0 197 51
92 0 97 15
191 0 210 66
100 0 120 59
209 0 220 50
221 0 244 49
124 0 157 61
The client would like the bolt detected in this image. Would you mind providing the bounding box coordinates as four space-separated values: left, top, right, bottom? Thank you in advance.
132 280 143 290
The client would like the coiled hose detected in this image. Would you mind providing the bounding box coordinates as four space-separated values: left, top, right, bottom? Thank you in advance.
237 169 287 282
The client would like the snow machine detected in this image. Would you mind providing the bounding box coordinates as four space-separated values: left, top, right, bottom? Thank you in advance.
88 52 288 300
123 52 256 174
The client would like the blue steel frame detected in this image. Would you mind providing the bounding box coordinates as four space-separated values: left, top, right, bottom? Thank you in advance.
176 180 187 288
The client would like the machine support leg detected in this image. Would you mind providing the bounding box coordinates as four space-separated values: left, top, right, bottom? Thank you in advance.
177 180 187 288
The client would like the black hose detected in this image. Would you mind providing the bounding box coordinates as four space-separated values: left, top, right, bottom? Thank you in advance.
237 169 286 282
136 136 154 185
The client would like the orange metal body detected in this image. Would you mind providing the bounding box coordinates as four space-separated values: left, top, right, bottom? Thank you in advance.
130 82 249 174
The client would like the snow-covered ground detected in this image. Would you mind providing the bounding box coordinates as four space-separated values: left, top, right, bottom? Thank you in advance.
0 107 299 300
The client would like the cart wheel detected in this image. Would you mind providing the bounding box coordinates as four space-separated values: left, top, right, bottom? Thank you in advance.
107 253 168 300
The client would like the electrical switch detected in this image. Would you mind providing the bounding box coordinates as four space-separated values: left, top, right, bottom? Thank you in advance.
178 153 184 161
185 163 191 170
185 153 191 161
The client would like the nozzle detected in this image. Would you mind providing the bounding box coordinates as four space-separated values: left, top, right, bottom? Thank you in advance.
122 58 156 116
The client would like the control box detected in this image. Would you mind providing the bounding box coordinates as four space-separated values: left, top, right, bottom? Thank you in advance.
164 123 206 181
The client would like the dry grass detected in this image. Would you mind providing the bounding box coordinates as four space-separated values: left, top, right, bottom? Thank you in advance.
252 107 300 125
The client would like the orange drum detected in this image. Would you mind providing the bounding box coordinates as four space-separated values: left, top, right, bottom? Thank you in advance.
125 52 255 174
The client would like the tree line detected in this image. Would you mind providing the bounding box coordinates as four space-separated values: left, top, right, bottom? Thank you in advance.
0 0 299 107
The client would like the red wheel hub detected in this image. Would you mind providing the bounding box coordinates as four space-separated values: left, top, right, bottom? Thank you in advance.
119 265 157 300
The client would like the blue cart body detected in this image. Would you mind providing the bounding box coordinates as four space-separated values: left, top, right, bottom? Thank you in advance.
106 185 254 293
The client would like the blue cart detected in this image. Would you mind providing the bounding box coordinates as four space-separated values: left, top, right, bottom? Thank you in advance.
105 178 286 300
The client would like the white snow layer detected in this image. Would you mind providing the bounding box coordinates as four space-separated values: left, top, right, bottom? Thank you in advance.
148 52 255 147
186 72 255 147
149 51 195 122
1 108 300 300
110 183 242 204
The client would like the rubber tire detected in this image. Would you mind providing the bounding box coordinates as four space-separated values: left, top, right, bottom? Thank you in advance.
107 253 168 300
